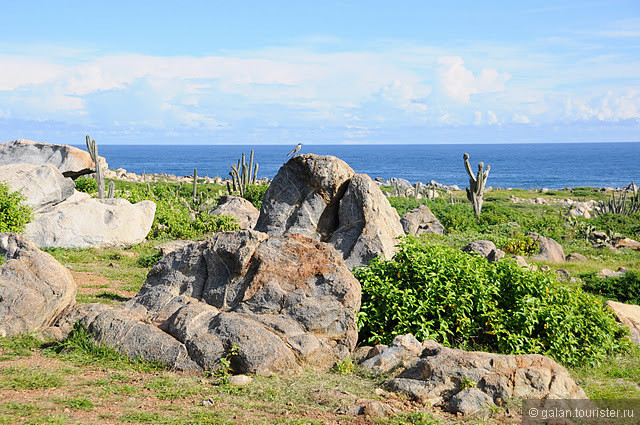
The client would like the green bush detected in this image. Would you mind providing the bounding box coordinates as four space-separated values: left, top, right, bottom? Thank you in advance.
426 199 478 233
354 237 630 367
503 234 539 255
242 184 269 209
74 176 97 194
0 182 32 233
581 271 640 305
590 212 640 238
388 196 422 217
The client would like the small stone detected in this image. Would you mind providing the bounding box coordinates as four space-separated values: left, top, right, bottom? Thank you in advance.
228 375 253 386
202 398 215 407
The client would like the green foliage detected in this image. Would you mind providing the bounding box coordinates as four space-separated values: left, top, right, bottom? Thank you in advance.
355 237 630 367
242 183 268 209
591 212 640 238
503 234 539 255
426 199 478 233
121 181 240 240
332 358 354 375
387 196 422 217
581 271 640 305
0 182 32 233
0 334 43 360
74 176 97 194
137 250 162 268
0 366 64 390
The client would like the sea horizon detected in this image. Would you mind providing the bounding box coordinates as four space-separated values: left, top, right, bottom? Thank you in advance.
73 142 640 190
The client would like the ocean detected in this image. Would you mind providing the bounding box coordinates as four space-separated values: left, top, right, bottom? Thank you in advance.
83 142 640 190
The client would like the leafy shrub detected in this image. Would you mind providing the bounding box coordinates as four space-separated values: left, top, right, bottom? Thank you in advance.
123 182 240 240
426 199 478 233
590 212 640 238
242 184 269 209
581 271 640 305
137 250 162 268
355 237 630 367
0 182 32 233
503 234 539 255
74 176 97 194
388 196 422 217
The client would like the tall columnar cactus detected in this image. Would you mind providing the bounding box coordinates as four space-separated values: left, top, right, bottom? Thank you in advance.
228 150 258 196
463 152 490 215
107 181 115 199
85 135 105 199
192 168 198 199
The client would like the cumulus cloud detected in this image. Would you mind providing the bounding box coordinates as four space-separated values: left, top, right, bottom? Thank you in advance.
437 56 510 103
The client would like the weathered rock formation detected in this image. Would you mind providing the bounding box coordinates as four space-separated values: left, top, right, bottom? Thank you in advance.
401 206 445 236
0 164 75 211
0 233 76 337
255 154 404 267
605 300 640 346
79 230 361 375
462 240 505 262
360 334 587 415
0 139 107 179
211 196 259 230
528 232 565 263
26 197 156 248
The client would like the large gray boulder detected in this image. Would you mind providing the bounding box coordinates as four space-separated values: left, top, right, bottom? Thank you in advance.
362 335 587 415
401 205 444 236
0 139 107 179
255 154 404 267
26 197 156 248
0 164 75 211
211 195 259 230
79 230 361 375
0 233 76 337
462 240 505 262
528 232 565 263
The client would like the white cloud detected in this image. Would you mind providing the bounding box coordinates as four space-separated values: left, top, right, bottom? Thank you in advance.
487 110 499 125
436 56 510 103
513 113 531 123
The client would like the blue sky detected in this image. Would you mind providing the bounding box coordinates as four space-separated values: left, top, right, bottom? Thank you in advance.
0 0 639 144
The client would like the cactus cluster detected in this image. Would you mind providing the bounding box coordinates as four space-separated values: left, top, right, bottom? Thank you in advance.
599 183 640 215
463 152 490 215
227 150 258 196
85 135 106 199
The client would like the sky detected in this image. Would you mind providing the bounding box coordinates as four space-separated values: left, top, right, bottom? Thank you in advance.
0 0 639 145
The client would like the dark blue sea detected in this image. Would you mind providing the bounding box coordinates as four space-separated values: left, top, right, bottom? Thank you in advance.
80 143 639 189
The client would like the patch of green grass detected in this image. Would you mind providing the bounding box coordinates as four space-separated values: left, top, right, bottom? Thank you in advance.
56 396 94 410
572 347 640 399
23 414 69 425
378 411 444 425
0 334 43 360
1 402 42 416
143 375 208 400
47 323 164 372
0 366 65 390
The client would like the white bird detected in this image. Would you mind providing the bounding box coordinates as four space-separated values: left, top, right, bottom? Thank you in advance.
286 143 303 157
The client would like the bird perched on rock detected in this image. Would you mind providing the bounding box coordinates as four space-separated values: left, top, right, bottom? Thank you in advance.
286 143 302 157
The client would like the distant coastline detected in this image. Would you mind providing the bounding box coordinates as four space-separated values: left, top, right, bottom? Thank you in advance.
72 142 640 190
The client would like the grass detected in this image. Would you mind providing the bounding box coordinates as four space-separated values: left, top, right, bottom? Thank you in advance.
0 366 65 390
572 347 640 399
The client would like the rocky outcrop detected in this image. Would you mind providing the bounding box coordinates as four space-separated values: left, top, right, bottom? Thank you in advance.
606 300 640 345
400 206 445 236
211 196 259 230
360 335 587 415
462 240 504 262
80 230 361 375
0 164 75 211
528 233 565 263
0 233 76 337
26 197 156 248
255 154 404 267
0 139 107 179
615 238 640 251
565 252 587 262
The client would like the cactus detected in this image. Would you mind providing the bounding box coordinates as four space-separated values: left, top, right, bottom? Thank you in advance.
227 150 258 196
599 186 640 215
192 168 198 199
85 135 105 199
463 152 490 215
107 181 115 199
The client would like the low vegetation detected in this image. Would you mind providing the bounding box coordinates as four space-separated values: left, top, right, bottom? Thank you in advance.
0 181 32 233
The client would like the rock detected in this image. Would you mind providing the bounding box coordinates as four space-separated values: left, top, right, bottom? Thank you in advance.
360 335 422 374
462 240 505 262
0 139 107 179
256 155 404 267
330 174 405 268
449 388 494 416
211 196 259 230
565 252 587 262
386 336 587 413
606 300 640 345
514 255 531 268
0 233 76 337
227 375 253 386
597 268 624 278
385 177 412 188
79 230 361 375
615 238 640 251
401 206 445 236
26 197 156 248
0 164 75 211
528 233 565 263
155 240 194 257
